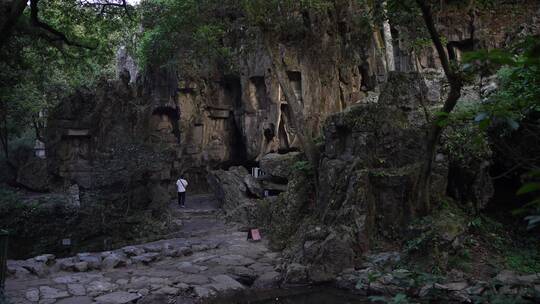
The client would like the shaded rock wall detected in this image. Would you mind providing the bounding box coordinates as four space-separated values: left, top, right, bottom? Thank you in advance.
171 1 540 190
208 72 450 283
46 77 175 204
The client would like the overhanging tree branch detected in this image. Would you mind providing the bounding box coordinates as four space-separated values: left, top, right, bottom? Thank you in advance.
80 0 132 19
30 0 96 49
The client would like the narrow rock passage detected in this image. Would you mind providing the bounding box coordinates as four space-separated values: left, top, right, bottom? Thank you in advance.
4 194 281 304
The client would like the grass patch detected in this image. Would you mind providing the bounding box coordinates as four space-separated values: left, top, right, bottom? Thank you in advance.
448 248 473 273
505 248 540 274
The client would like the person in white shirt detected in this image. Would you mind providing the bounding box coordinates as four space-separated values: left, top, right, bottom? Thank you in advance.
176 177 188 208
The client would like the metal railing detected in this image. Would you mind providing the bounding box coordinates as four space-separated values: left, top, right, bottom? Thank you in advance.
0 230 8 291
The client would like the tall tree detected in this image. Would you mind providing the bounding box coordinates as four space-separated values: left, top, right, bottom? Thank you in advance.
413 0 464 213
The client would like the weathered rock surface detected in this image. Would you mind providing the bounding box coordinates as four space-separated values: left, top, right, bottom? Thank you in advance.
262 72 451 284
259 152 303 180
16 157 50 192
39 286 69 299
94 291 141 304
336 267 540 303
207 166 264 226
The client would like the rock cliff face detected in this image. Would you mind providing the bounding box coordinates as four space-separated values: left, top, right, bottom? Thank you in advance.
160 1 540 190
174 6 377 185
270 72 448 283
40 1 539 195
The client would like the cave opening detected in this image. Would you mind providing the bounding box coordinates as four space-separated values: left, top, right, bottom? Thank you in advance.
223 75 243 109
221 75 255 170
358 63 375 91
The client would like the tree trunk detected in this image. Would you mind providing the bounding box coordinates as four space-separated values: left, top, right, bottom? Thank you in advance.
382 2 395 71
262 36 320 176
414 0 464 213
0 0 27 49
0 102 9 159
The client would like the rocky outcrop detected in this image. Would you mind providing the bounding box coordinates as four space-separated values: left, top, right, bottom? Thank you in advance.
207 166 255 210
46 78 174 195
16 156 49 192
321 72 446 237
207 166 262 227
259 152 303 181
267 72 448 283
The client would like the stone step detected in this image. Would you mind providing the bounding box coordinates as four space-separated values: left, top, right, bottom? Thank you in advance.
170 209 221 219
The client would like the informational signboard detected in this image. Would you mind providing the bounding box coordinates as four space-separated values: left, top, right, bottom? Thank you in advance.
247 229 261 242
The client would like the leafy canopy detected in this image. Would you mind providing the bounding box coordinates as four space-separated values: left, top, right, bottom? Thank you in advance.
0 0 136 154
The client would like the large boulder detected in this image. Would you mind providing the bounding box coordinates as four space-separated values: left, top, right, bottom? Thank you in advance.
207 166 251 210
16 157 50 192
320 72 448 235
207 166 263 225
259 152 303 180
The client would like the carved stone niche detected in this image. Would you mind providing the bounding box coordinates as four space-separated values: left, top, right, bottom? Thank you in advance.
185 124 204 155
206 134 227 162
156 115 173 133
57 129 91 162
248 76 271 111
208 108 231 119
65 129 90 137
178 80 198 92
150 106 181 143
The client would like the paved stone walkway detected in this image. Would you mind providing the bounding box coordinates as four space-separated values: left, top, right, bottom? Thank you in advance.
4 194 281 304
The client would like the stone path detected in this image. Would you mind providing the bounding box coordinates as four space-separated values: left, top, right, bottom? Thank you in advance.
4 194 281 304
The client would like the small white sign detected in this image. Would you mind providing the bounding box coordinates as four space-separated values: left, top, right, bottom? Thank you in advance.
62 238 71 246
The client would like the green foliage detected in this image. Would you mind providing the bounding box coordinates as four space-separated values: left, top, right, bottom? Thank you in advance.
448 248 473 272
292 160 314 175
513 170 540 230
243 0 332 32
404 200 472 273
1 0 136 156
442 121 491 165
137 0 236 72
505 248 540 274
0 184 175 258
464 37 540 133
462 36 540 228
